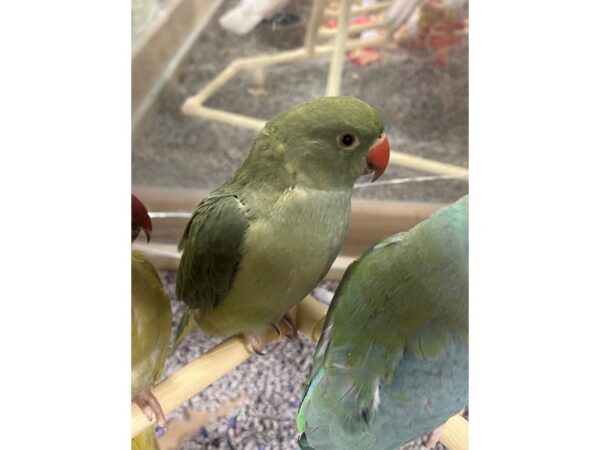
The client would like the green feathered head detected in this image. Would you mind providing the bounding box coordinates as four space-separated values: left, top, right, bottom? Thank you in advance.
239 96 390 190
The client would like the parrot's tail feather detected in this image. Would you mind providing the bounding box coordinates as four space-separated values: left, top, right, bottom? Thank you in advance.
171 308 197 354
131 426 160 450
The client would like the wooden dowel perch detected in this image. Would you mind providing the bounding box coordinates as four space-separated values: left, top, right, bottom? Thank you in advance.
131 294 468 450
132 329 275 437
132 296 326 437
440 414 469 450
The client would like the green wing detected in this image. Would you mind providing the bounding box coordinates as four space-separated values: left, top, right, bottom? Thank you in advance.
302 232 406 396
176 194 249 310
298 237 395 432
298 234 409 436
301 257 360 400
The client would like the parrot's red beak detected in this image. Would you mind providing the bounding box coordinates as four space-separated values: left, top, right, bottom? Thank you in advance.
132 194 152 243
364 133 390 182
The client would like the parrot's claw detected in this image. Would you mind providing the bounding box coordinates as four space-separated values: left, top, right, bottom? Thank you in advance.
243 333 266 356
424 424 445 449
274 314 298 340
132 390 167 428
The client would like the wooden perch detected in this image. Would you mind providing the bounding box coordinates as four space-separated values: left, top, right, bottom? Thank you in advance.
131 295 468 450
132 331 277 437
131 296 326 437
440 414 469 450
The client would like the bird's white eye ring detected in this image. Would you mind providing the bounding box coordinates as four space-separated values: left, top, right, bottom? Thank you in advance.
336 133 360 150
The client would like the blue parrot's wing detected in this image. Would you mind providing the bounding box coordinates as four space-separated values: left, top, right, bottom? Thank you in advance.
176 194 250 310
297 236 402 441
301 233 405 394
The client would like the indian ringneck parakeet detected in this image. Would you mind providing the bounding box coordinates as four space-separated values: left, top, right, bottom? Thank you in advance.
175 96 390 350
131 194 172 450
297 195 468 450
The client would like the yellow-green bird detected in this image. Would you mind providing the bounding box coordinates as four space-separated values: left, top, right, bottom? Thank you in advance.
131 194 172 450
175 96 390 350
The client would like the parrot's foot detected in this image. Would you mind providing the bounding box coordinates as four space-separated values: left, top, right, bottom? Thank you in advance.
424 424 445 449
274 314 298 340
243 333 266 356
132 389 167 428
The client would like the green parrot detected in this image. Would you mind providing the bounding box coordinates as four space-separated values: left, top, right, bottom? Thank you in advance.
297 195 468 450
175 96 390 349
131 194 172 450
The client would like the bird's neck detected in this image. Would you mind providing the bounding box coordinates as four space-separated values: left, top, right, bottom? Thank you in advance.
235 134 357 192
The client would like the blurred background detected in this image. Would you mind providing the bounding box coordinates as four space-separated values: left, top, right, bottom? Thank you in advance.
132 0 468 448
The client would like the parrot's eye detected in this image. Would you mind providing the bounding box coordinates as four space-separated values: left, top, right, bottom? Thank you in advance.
337 133 359 150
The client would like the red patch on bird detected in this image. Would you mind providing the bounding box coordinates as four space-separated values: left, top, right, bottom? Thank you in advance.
132 194 152 242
